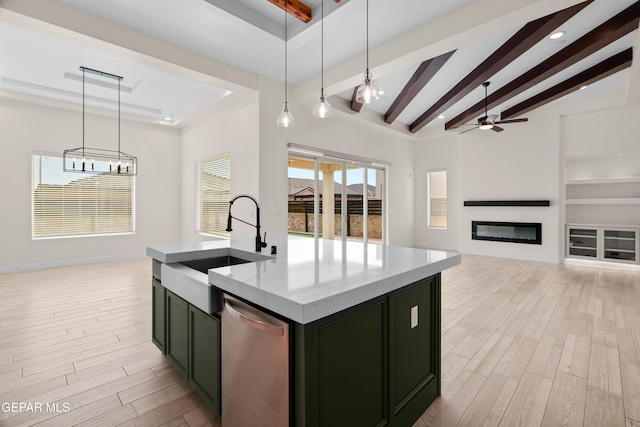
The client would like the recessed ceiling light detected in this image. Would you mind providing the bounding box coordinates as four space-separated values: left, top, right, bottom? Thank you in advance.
437 114 445 119
549 31 565 40
164 116 172 121
579 85 588 90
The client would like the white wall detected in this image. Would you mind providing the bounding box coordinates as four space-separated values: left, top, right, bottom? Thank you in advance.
458 107 562 262
179 92 260 242
413 134 460 251
0 98 181 272
413 90 640 263
414 107 563 262
256 76 417 247
562 103 640 158
179 77 417 247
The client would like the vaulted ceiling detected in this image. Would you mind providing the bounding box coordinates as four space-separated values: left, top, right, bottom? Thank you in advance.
344 0 639 135
0 0 638 134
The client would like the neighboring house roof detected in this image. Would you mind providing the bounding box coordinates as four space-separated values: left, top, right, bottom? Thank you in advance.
288 178 359 197
347 183 376 198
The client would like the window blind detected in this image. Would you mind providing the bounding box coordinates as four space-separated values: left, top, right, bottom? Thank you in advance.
428 170 447 228
32 153 134 238
199 156 231 235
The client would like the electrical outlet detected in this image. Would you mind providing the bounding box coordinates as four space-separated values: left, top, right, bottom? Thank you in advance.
411 305 418 329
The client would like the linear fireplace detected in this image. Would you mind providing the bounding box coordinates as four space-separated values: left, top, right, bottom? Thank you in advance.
472 221 542 245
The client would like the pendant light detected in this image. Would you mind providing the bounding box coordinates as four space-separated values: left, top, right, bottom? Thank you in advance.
312 0 332 118
63 66 137 175
355 0 378 104
277 1 295 127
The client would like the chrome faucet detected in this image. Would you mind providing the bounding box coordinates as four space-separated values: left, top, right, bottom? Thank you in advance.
225 194 268 252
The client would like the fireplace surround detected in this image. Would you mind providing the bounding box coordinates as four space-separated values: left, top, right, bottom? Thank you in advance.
472 221 542 245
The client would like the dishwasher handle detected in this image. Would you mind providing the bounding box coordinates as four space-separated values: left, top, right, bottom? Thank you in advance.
224 299 284 336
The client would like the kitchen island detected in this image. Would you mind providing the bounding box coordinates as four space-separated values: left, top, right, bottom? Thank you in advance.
147 236 460 427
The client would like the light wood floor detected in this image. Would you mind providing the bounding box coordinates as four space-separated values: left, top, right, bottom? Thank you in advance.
0 255 638 426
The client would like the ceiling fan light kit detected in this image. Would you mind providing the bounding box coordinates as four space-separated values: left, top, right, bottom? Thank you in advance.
458 81 528 134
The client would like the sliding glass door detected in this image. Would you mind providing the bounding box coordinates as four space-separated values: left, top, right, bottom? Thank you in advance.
287 150 386 244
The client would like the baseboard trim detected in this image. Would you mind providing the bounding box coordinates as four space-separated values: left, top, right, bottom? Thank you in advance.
411 242 459 253
563 257 640 271
460 249 561 264
0 253 147 274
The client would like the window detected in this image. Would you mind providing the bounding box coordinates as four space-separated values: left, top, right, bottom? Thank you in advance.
198 155 231 235
427 170 447 228
32 152 134 238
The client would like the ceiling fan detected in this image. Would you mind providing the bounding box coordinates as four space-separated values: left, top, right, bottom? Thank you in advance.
459 82 528 133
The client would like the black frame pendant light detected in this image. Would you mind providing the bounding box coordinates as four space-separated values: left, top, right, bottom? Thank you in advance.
277 1 295 127
312 0 332 118
355 0 378 104
63 66 137 175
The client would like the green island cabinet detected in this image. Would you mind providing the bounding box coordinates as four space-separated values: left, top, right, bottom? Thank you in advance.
152 258 440 426
151 261 165 352
151 260 221 415
294 274 441 427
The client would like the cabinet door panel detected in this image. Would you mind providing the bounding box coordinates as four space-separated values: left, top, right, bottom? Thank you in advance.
389 276 440 426
152 279 166 353
166 290 189 378
189 305 220 415
317 301 388 427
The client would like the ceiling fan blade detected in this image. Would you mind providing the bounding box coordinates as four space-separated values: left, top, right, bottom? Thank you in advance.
459 126 479 134
491 125 504 132
494 118 528 124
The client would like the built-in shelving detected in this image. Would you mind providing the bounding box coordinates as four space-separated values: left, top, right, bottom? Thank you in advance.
565 198 640 205
567 227 598 259
566 225 638 265
566 176 640 185
565 151 640 227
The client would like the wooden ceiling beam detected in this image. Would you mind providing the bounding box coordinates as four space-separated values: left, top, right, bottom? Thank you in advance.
350 86 363 112
446 1 640 130
408 0 592 134
384 50 456 124
501 48 632 119
268 0 312 23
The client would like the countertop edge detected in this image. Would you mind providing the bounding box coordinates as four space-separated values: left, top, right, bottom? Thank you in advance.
210 253 461 324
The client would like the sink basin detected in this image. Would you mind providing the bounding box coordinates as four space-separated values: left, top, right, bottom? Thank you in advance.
161 248 272 314
179 256 253 273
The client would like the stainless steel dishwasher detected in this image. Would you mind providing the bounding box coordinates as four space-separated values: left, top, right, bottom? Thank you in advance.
221 293 290 427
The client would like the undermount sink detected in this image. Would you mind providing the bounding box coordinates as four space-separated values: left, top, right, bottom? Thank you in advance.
179 255 253 273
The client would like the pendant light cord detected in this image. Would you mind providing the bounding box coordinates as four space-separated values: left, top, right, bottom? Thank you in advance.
284 1 288 105
118 78 121 162
82 69 85 160
366 0 369 75
320 0 324 96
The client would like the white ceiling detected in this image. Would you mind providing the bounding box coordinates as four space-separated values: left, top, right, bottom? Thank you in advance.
0 0 637 130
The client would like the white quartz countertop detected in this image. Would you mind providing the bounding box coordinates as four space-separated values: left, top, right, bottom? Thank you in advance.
147 236 461 324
